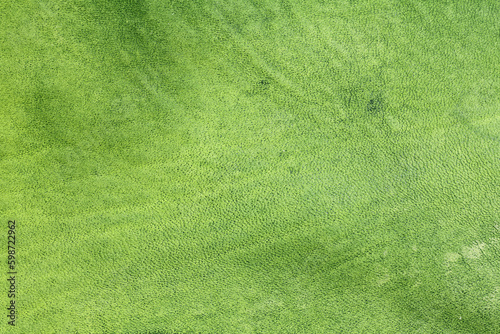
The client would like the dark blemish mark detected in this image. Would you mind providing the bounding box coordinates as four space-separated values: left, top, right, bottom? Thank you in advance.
244 77 273 97
367 94 384 114
259 79 270 88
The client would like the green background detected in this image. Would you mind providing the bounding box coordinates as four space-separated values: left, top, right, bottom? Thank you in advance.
1 0 500 333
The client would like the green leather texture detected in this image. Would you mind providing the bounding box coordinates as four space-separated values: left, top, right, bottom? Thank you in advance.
1 1 499 333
